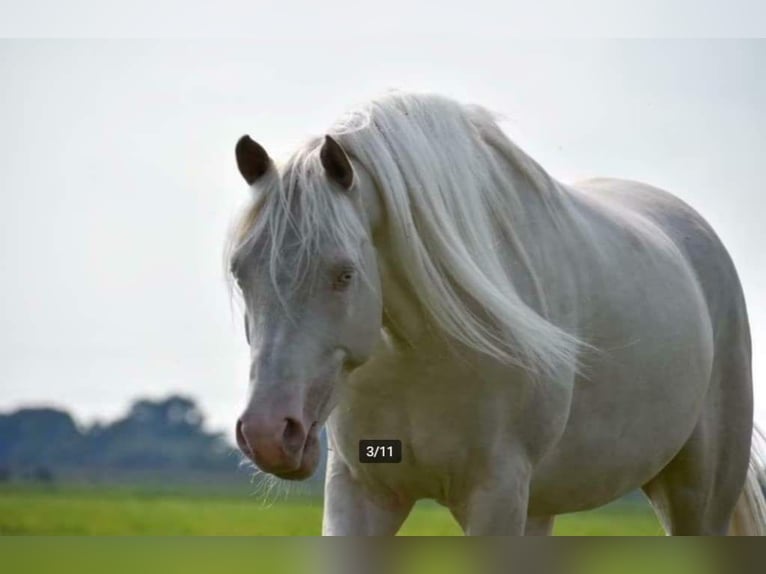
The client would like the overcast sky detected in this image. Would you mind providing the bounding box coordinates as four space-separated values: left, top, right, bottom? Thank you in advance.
1 39 764 433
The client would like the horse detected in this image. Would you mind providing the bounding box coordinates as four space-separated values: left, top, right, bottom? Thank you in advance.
226 92 766 535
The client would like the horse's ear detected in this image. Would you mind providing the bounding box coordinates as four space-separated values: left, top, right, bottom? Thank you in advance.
235 135 271 185
320 135 354 190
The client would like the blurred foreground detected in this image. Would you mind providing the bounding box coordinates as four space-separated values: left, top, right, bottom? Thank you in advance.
1 535 757 574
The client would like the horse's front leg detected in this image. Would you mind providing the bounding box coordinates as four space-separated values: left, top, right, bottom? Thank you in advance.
451 461 532 535
322 449 413 536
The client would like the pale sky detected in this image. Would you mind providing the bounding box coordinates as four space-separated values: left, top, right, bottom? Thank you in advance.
0 39 764 433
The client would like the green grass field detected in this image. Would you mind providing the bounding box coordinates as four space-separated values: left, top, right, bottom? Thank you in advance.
0 485 664 536
2 489 720 574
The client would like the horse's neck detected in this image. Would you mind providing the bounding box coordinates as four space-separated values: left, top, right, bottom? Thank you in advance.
376 241 434 349
376 153 579 355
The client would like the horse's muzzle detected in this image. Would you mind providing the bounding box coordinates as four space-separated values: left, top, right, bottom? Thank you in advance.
236 412 320 480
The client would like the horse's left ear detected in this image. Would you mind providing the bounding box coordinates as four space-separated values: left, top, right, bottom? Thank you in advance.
320 135 354 190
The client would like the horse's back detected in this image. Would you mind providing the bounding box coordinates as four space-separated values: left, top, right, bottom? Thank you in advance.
574 177 750 341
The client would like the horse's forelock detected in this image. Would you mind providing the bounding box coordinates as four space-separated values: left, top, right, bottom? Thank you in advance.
228 141 367 297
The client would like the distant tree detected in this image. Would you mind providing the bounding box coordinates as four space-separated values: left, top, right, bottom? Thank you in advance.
0 395 235 478
127 396 205 435
0 408 83 468
83 395 232 471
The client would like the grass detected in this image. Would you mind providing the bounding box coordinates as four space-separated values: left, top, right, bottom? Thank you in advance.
3 488 719 574
0 485 664 536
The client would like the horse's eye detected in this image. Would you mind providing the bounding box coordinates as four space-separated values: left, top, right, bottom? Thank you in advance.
333 267 355 291
244 314 251 345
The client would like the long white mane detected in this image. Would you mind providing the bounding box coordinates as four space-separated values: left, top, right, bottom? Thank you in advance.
231 92 584 377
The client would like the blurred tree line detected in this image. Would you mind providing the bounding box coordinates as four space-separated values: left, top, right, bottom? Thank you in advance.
0 396 235 481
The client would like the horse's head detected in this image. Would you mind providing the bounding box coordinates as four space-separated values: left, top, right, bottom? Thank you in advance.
228 134 382 479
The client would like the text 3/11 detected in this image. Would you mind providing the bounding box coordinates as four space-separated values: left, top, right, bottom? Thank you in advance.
358 440 402 463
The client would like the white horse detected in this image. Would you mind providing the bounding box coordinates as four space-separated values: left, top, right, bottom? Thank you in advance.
227 92 766 535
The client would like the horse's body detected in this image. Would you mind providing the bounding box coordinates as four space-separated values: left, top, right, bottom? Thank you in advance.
228 93 765 535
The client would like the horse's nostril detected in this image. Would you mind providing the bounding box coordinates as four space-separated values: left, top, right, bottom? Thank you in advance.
282 417 306 453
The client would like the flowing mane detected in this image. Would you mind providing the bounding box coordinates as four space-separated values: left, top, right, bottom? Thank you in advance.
230 92 583 377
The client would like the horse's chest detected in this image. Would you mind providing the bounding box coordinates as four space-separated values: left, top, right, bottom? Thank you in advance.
329 390 492 504
328 370 548 505
344 435 479 506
